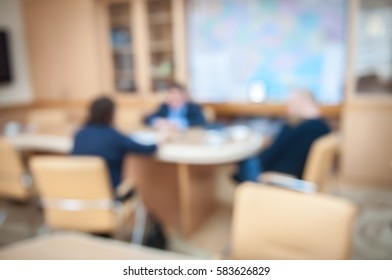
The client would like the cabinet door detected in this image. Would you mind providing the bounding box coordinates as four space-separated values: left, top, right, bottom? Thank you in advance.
23 0 101 100
106 1 137 93
146 0 175 92
97 0 187 95
351 0 392 99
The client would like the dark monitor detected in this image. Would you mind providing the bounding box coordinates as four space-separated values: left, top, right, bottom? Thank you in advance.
0 30 12 84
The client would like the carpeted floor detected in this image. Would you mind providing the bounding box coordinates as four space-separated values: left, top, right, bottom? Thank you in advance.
337 188 392 259
1 185 391 259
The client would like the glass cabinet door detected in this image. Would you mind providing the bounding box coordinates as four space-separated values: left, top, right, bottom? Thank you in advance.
356 0 392 94
147 0 175 92
108 1 137 92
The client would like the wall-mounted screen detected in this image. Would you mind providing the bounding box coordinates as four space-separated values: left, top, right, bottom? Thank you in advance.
187 0 347 104
0 30 12 84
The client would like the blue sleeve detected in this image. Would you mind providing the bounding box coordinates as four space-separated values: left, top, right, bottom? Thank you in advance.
144 104 167 126
116 130 157 155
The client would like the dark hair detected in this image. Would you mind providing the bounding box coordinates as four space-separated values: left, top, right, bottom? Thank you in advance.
86 96 115 126
167 81 187 93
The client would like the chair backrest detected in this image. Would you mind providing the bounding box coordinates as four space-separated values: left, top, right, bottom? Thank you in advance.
30 156 116 233
231 183 357 260
114 107 146 132
28 109 69 128
0 138 30 201
302 133 340 192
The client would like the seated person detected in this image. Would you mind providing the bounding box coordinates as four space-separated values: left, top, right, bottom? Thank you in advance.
144 82 207 130
72 97 157 198
235 89 331 182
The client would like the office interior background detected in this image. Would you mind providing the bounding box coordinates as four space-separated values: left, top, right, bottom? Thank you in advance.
0 0 391 260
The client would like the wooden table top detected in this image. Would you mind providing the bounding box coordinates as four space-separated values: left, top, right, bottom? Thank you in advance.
6 125 264 165
0 232 195 260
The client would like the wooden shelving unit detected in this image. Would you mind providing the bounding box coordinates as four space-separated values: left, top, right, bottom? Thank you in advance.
107 1 137 92
147 0 175 91
97 0 185 95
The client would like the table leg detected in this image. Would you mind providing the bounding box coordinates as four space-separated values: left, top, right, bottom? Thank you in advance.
126 156 217 236
177 163 217 236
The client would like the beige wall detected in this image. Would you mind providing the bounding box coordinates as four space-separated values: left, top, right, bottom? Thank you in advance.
0 0 33 106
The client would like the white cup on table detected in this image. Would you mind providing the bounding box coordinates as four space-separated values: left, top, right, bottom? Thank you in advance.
3 121 21 136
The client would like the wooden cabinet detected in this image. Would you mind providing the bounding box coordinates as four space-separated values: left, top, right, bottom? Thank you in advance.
23 0 187 100
147 0 175 91
97 0 187 95
107 1 136 92
341 0 392 187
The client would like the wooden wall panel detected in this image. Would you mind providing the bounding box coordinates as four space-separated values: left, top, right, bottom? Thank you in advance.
23 0 101 101
172 0 188 86
341 103 392 187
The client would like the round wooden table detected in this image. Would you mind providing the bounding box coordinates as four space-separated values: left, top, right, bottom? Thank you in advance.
7 126 264 235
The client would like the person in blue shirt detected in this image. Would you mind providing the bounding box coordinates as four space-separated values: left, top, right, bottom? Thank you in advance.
72 97 157 194
234 90 331 182
144 82 207 130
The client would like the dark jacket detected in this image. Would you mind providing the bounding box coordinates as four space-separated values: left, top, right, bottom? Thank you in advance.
260 118 330 178
144 102 207 127
72 125 156 188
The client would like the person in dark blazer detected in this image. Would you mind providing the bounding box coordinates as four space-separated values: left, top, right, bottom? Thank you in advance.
234 90 331 182
144 82 207 130
72 97 157 193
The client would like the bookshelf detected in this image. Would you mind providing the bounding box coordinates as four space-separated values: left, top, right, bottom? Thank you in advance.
147 0 175 91
108 1 136 92
99 0 186 95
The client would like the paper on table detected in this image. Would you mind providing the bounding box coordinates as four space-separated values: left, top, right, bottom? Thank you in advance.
130 131 159 146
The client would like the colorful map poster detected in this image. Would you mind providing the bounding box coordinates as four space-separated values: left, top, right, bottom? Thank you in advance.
187 0 347 104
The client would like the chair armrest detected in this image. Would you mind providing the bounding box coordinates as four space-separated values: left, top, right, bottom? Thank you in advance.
260 171 296 181
115 177 136 199
259 172 317 193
